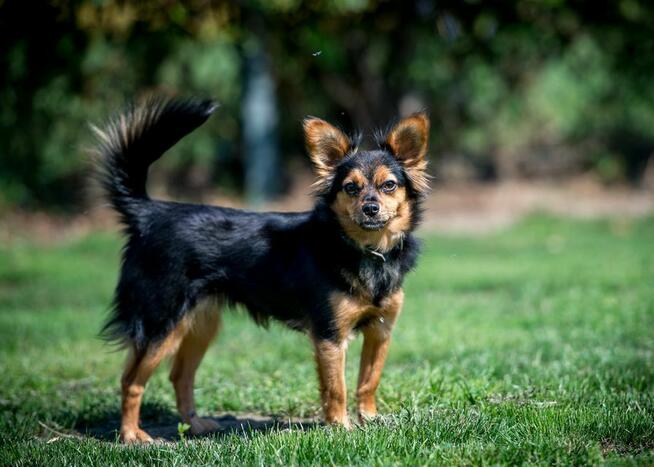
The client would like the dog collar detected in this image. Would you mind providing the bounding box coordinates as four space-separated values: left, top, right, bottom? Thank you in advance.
364 234 404 262
365 247 386 262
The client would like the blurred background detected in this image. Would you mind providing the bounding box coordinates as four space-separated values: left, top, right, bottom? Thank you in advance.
1 0 654 235
1 3 653 458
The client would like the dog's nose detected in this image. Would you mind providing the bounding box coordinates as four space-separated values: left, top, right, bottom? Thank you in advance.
362 203 380 217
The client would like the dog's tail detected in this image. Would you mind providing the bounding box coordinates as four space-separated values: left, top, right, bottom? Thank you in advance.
92 97 218 226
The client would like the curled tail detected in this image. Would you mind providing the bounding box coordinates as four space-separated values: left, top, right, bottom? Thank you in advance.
92 97 218 227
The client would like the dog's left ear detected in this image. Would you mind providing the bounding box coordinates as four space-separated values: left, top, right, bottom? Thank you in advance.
386 113 430 193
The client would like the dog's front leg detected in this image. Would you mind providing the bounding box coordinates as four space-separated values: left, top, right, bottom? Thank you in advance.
312 338 350 428
356 289 403 423
356 325 392 422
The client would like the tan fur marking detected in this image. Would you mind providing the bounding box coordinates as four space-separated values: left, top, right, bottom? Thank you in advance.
303 118 351 193
372 165 396 187
312 338 349 427
120 317 191 443
384 190 412 237
343 168 366 188
386 113 430 193
357 335 390 420
356 290 403 422
169 301 221 435
331 183 412 253
119 300 222 443
325 290 403 424
329 290 402 342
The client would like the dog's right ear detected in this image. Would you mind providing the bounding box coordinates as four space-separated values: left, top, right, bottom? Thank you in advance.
303 117 352 182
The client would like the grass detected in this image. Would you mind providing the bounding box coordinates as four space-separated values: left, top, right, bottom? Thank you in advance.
0 214 652 465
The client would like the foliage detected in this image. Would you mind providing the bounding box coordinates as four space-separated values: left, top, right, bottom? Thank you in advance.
0 216 653 463
2 1 654 209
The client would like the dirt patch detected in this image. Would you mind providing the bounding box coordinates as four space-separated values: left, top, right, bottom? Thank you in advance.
421 178 654 234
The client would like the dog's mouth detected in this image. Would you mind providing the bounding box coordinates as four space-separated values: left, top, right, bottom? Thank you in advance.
358 219 388 231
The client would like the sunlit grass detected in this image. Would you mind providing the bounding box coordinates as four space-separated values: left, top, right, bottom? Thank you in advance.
1 215 653 464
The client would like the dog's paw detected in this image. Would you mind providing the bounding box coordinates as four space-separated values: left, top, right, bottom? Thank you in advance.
357 410 377 425
325 415 352 430
189 416 220 435
357 400 377 424
120 428 154 444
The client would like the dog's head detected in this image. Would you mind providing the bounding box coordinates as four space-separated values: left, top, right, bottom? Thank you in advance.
304 114 430 252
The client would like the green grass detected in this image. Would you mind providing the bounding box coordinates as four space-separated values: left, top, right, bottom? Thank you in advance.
1 215 653 465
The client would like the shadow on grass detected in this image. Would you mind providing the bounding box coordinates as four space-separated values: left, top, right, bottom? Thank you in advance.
77 403 320 443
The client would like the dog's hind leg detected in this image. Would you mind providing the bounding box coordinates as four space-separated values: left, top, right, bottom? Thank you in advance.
169 301 221 435
120 320 189 443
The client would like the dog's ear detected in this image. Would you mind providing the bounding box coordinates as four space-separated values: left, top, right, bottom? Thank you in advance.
303 117 352 181
385 113 430 193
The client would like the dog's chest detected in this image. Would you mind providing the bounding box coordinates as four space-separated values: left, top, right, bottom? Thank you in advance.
341 256 401 306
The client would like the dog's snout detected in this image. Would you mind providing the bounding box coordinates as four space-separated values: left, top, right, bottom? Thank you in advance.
362 203 380 217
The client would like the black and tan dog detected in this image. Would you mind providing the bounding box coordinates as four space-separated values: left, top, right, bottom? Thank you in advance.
93 98 429 443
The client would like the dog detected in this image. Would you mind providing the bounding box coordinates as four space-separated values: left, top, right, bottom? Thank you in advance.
93 98 429 443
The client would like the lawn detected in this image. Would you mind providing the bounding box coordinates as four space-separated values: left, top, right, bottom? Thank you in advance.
0 215 652 465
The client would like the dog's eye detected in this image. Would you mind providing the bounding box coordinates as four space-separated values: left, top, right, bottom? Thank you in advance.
343 182 359 196
381 180 397 193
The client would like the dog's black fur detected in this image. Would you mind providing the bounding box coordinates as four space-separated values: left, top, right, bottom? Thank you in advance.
95 98 422 351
